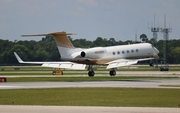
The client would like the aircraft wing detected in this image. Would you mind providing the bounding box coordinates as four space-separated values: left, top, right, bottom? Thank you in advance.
106 58 153 69
14 52 86 70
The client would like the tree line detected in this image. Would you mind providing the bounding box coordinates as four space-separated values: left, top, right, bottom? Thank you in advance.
0 35 180 65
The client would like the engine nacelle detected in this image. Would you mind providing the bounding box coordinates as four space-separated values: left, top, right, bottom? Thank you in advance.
80 47 106 59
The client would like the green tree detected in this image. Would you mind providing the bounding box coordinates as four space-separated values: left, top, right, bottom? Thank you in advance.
0 37 180 65
42 36 54 42
169 47 180 64
140 34 148 43
109 38 116 46
93 37 104 47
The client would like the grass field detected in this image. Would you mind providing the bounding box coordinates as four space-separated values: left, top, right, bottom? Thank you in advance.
0 66 180 107
5 76 178 82
0 88 180 107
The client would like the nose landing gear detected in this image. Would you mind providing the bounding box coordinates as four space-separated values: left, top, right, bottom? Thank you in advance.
149 60 154 67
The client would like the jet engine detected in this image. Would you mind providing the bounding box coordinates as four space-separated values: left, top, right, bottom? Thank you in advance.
80 47 106 59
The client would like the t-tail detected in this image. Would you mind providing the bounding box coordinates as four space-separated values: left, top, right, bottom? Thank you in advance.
22 31 81 59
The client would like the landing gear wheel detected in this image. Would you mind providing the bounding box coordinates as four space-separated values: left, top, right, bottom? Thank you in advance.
88 65 95 77
109 70 116 76
88 71 95 77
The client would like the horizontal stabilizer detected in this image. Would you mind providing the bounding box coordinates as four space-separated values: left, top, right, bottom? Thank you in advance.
21 32 76 37
21 34 49 37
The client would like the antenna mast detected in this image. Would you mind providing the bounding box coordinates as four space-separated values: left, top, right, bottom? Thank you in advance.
160 14 172 71
150 13 159 69
149 14 172 71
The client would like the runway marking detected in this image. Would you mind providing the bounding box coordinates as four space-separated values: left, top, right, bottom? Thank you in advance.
0 78 180 89
0 105 179 113
0 85 22 89
0 86 19 87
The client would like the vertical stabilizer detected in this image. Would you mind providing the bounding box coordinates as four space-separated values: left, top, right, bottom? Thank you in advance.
22 31 81 58
48 32 75 48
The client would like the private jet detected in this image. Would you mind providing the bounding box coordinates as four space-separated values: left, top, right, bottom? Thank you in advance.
14 31 159 77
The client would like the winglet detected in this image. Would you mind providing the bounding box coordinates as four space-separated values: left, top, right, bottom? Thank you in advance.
14 52 24 63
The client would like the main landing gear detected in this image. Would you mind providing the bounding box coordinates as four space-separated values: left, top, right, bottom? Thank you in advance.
88 71 95 77
88 65 94 77
87 65 116 77
109 68 116 76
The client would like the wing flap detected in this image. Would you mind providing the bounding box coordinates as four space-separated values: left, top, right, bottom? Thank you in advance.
42 63 60 67
124 60 138 66
70 64 86 69
42 63 86 70
106 60 137 69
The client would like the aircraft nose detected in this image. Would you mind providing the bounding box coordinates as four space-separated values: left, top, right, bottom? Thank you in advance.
152 46 159 59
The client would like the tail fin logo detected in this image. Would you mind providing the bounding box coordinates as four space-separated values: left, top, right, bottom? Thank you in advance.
48 32 75 48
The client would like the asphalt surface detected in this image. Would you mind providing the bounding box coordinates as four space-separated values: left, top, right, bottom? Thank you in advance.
0 105 179 113
0 78 180 89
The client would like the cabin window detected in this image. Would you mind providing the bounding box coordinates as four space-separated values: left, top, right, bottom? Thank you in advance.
112 52 115 55
136 49 139 52
117 51 120 54
122 51 125 54
131 50 134 53
127 50 129 53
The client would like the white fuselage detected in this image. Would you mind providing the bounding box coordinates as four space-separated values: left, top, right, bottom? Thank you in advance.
60 43 159 65
16 32 159 72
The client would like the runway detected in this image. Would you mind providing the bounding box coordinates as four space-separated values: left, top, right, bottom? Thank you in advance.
0 78 180 89
0 105 179 113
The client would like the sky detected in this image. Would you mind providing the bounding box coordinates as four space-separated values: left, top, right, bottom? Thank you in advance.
0 0 180 42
